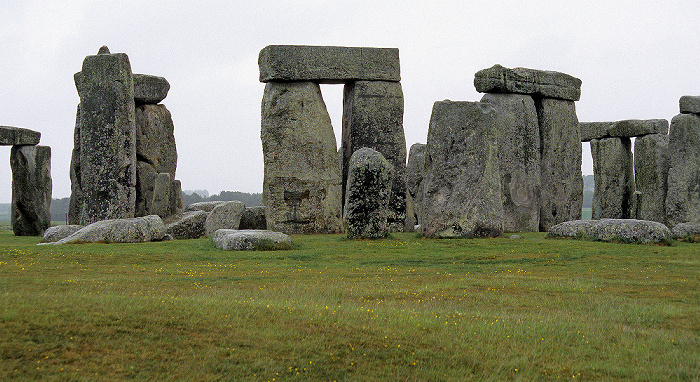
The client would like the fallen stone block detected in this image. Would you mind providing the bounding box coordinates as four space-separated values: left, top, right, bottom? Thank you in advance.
42 225 84 243
48 215 166 244
474 64 581 101
185 201 227 212
547 219 672 244
204 201 246 236
164 210 208 239
212 229 291 251
671 222 700 238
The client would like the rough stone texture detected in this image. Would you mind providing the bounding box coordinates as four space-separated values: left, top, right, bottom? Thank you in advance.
671 222 700 238
170 179 183 215
666 113 700 226
679 95 700 115
185 201 227 212
204 201 246 236
342 80 406 231
239 206 267 230
135 161 156 217
634 134 669 224
344 148 393 239
481 93 540 232
590 137 635 219
538 98 583 231
212 229 292 251
474 64 582 101
406 143 426 226
151 173 172 218
0 126 41 145
49 215 166 244
11 145 52 236
580 119 668 142
135 104 177 177
68 105 82 225
133 74 170 104
164 210 208 239
261 81 343 234
421 101 504 238
74 47 136 225
259 45 400 83
43 225 84 243
547 219 671 244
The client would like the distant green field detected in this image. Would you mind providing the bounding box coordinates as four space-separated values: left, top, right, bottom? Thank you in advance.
582 208 592 220
0 231 697 380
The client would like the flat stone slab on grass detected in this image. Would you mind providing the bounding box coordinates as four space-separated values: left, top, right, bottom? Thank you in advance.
45 215 166 245
473 64 581 101
671 222 700 239
42 225 84 243
0 126 41 145
212 229 291 251
547 219 672 244
580 119 668 142
259 45 400 83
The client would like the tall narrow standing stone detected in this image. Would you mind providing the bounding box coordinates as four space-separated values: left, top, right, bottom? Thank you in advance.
261 81 343 234
537 98 582 230
68 104 82 225
74 47 136 225
421 101 503 238
481 93 541 232
342 80 406 231
666 113 700 226
151 172 172 218
590 137 635 219
634 134 669 224
406 143 426 227
11 145 52 236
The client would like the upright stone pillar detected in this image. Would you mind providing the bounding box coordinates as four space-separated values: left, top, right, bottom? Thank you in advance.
537 98 583 230
421 101 503 238
481 93 541 232
10 145 52 236
666 112 700 226
406 143 426 227
68 105 82 225
152 172 173 218
342 80 406 231
261 81 343 234
590 137 635 219
73 46 136 225
634 134 669 224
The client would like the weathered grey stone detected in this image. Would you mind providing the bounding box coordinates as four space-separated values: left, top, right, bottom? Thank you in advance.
666 113 700 226
151 173 172 218
135 104 177 177
11 145 52 236
0 126 41 146
344 148 393 239
185 201 227 212
474 64 581 101
50 215 165 244
259 45 400 83
261 81 343 234
212 229 292 251
580 119 668 142
547 219 671 244
164 210 208 239
671 222 700 238
42 225 84 243
204 201 246 236
170 179 182 215
590 137 635 219
406 143 426 226
342 80 406 231
679 95 700 114
538 98 583 231
239 206 267 230
481 93 540 232
421 101 504 238
133 74 170 104
68 105 82 225
74 47 136 225
135 161 156 217
634 134 669 224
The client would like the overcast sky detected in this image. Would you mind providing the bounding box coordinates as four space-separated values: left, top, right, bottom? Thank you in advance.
0 1 697 202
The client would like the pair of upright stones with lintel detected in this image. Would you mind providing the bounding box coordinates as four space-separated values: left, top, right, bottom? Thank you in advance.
259 45 406 235
409 64 583 238
1 126 51 235
69 46 181 226
581 96 700 227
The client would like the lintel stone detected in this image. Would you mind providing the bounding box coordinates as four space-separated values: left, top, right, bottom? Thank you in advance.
0 126 41 146
474 64 581 101
580 119 668 142
259 45 400 83
680 95 700 114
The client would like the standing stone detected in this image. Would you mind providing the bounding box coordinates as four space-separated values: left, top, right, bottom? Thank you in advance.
74 46 136 225
590 137 635 219
344 148 393 239
151 172 172 218
537 98 583 230
406 143 426 227
481 93 540 232
421 101 503 238
68 104 82 225
10 145 52 236
135 161 156 217
342 80 406 231
135 104 177 177
170 179 183 215
261 81 343 234
634 134 669 224
666 113 700 226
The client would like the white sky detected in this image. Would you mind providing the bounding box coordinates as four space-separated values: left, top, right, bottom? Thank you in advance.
0 1 697 202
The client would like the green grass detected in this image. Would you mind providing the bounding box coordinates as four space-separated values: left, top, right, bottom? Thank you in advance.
0 230 698 381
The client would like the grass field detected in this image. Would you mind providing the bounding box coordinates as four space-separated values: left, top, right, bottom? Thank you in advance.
0 230 698 381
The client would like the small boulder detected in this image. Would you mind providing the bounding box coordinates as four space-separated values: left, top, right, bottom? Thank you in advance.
164 210 208 239
43 225 84 243
546 220 598 238
671 222 700 239
239 206 267 230
548 219 671 244
204 201 246 236
185 201 227 212
49 215 166 244
212 229 291 251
